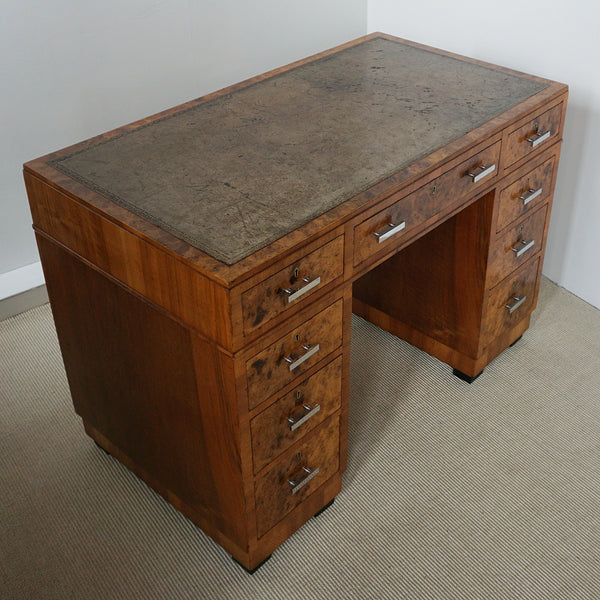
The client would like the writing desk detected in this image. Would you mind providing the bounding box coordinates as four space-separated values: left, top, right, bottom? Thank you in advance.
24 33 568 572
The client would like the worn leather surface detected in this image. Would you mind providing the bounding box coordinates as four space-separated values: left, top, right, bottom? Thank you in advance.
51 38 547 265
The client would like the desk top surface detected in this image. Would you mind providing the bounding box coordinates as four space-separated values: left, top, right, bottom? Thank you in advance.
47 35 548 265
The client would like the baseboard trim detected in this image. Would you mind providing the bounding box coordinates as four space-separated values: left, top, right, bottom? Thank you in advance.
0 262 48 321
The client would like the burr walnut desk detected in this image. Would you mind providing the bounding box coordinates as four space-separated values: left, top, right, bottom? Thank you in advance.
24 33 568 572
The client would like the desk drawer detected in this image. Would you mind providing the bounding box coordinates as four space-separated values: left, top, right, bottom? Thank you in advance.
497 156 555 232
353 141 501 267
484 257 540 341
246 299 343 409
487 205 548 289
254 415 339 538
251 356 342 473
242 236 344 335
504 103 563 168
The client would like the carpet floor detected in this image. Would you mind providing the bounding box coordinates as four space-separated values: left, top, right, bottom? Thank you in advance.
1 277 599 599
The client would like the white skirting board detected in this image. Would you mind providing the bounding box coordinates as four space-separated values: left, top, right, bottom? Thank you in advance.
0 262 48 321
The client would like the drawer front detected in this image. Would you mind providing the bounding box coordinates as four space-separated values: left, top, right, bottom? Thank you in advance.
246 299 343 409
488 204 548 289
484 257 540 342
254 415 340 538
353 141 501 267
497 156 555 232
242 236 344 335
251 356 343 473
504 103 563 168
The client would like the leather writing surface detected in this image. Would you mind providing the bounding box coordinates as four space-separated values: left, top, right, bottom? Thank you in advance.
50 37 546 264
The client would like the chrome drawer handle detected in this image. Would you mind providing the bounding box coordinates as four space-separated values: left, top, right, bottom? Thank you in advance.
288 466 319 495
280 276 321 303
283 343 320 371
512 239 535 258
506 296 527 314
527 130 551 148
287 404 321 431
467 163 496 183
373 220 406 244
519 187 543 206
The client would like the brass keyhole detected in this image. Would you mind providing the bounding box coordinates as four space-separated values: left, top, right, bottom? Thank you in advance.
431 184 437 195
296 390 303 400
294 267 300 279
294 333 300 342
534 120 540 132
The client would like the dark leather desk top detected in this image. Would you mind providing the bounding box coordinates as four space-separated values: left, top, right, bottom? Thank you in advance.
49 36 547 265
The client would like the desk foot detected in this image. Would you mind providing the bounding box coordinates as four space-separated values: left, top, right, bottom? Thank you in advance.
232 554 271 575
314 498 335 517
453 368 483 384
510 335 523 347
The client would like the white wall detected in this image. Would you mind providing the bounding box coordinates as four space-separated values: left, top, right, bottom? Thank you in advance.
368 0 600 309
0 0 366 288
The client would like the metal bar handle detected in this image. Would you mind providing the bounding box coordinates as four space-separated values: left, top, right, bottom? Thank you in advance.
287 404 321 431
280 276 321 304
527 130 551 148
467 163 496 183
284 343 320 371
519 187 543 206
512 239 535 258
373 220 406 244
506 296 527 314
288 466 319 495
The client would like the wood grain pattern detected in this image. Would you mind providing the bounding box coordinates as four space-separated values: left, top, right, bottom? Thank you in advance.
242 236 344 335
248 472 342 570
245 299 344 409
254 416 340 538
37 235 249 548
353 140 501 267
250 355 343 473
504 102 564 169
483 256 541 342
26 174 234 350
497 155 556 232
353 191 495 360
487 204 548 289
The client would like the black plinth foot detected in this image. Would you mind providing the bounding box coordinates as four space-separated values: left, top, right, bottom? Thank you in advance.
452 368 483 384
314 498 335 517
232 554 271 575
510 335 523 347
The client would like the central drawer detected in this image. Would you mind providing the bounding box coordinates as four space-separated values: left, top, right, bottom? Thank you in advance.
245 299 344 409
353 141 501 267
254 415 340 538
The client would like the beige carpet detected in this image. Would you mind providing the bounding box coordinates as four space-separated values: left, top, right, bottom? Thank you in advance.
1 277 600 599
